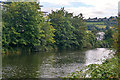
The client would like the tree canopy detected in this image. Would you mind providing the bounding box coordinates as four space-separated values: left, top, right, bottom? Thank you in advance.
49 8 90 50
2 2 55 52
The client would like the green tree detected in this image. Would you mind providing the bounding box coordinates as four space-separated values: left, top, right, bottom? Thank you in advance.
68 13 87 49
2 2 55 52
104 28 114 47
39 17 56 51
49 8 88 50
49 8 76 49
2 2 42 47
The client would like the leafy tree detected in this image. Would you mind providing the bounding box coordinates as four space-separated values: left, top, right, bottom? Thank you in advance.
69 14 87 49
38 18 56 51
3 2 42 47
2 2 55 52
113 17 120 56
104 28 114 47
83 31 97 48
49 8 87 50
49 8 76 49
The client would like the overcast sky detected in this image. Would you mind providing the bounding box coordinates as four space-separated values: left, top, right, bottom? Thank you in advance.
40 0 119 19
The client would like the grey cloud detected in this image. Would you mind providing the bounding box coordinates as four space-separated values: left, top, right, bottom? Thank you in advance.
93 11 105 14
117 1 120 16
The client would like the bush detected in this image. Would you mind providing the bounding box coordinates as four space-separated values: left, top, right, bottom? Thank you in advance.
65 56 118 78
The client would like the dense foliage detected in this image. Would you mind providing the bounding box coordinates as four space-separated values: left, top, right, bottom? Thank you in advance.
2 2 55 52
2 2 114 53
2 2 98 53
49 8 77 50
65 56 118 78
104 28 114 47
48 8 97 50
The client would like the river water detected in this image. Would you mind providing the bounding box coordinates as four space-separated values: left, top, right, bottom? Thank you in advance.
2 48 114 78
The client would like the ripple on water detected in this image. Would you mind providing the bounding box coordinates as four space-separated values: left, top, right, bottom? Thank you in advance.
2 48 114 78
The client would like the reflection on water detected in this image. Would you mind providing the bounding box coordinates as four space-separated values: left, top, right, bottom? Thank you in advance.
2 48 114 78
85 48 114 65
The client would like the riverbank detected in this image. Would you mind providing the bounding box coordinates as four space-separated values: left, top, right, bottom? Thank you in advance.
65 55 118 78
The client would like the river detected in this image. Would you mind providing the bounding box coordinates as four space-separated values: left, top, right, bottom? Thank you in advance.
2 48 114 78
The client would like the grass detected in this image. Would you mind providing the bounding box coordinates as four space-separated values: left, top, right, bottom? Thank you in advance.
86 22 105 25
96 25 106 28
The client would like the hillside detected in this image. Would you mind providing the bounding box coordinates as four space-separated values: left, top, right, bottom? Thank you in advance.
85 16 117 31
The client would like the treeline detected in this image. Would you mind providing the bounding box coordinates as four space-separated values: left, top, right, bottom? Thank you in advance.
2 2 109 53
48 8 97 50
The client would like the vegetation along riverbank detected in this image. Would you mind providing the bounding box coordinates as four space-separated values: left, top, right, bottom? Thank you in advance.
1 1 119 79
2 2 115 54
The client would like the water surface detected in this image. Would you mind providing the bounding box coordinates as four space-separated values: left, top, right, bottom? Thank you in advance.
2 48 113 78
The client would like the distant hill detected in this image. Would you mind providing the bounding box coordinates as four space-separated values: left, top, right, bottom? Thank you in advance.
85 16 117 31
85 16 117 22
